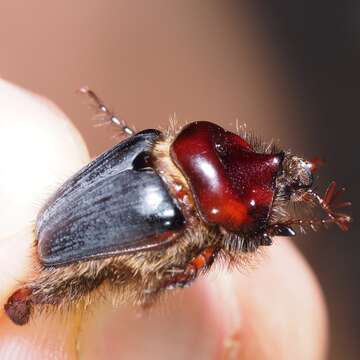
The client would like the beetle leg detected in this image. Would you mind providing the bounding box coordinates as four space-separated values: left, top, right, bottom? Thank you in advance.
276 181 352 232
142 247 217 308
4 287 33 326
80 87 135 137
166 247 216 289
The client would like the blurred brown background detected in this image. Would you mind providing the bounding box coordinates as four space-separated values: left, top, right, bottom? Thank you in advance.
0 1 358 359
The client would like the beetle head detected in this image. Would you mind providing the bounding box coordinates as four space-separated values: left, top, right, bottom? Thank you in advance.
171 121 351 251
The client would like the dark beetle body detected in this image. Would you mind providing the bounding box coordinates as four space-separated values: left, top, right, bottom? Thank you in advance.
37 130 185 266
4 91 351 326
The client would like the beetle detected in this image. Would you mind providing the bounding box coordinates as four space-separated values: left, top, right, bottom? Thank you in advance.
4 88 352 325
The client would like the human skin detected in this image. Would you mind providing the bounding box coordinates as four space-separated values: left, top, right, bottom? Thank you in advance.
0 80 327 359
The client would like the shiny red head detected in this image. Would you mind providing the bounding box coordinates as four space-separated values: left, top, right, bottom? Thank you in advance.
170 121 284 234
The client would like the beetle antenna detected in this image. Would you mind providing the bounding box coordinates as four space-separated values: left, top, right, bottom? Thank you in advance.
79 87 135 137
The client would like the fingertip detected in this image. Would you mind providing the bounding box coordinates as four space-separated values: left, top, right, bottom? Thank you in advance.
0 80 328 359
